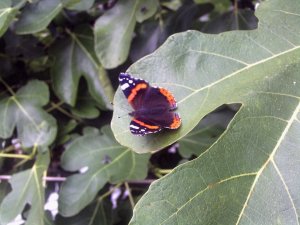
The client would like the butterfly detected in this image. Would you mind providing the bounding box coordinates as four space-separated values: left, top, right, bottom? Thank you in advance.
119 73 181 136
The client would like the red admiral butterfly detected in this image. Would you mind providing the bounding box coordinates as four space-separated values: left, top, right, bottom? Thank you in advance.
119 73 181 136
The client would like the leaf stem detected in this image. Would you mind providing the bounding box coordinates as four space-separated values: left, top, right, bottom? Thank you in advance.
0 77 16 96
49 102 82 122
1 145 15 153
0 152 31 159
0 175 67 182
13 144 38 168
97 183 122 201
124 182 135 209
154 168 173 178
46 101 64 112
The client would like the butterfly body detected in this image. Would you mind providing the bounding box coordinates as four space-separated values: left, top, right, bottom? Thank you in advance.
119 73 181 136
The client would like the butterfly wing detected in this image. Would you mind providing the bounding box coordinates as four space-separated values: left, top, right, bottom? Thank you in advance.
129 118 162 136
138 86 181 129
119 73 149 110
119 73 181 135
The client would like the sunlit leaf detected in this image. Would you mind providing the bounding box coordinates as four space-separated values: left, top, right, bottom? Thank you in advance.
123 0 300 224
112 0 300 153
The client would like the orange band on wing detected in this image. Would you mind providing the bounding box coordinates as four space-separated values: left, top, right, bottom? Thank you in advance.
170 114 181 129
128 83 148 103
133 119 160 129
159 88 177 106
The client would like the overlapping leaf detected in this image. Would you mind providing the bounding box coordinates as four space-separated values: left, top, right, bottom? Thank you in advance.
107 0 300 224
0 151 50 225
94 0 158 69
64 0 95 11
0 80 57 148
0 0 17 37
59 126 150 216
178 124 223 158
14 0 63 34
51 28 114 109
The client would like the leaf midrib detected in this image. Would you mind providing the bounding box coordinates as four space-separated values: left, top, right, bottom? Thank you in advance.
159 96 300 224
235 99 300 224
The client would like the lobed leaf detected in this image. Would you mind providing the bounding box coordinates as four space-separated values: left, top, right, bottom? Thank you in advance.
0 151 50 225
59 126 150 216
0 80 57 148
120 0 300 224
51 28 114 109
112 0 300 153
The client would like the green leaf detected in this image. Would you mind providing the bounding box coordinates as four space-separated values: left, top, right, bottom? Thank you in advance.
178 111 232 158
194 0 231 13
55 119 77 145
178 124 223 158
0 80 57 148
0 151 50 225
70 91 100 119
202 9 258 34
0 0 18 37
126 0 300 223
65 0 95 11
56 200 112 225
135 0 158 23
111 0 300 153
95 0 157 69
14 0 63 34
51 28 114 109
59 126 150 216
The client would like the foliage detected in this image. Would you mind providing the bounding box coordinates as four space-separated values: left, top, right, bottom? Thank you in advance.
2 0 297 224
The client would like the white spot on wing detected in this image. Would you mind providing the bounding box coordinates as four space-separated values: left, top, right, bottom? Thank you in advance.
130 125 140 129
121 83 130 90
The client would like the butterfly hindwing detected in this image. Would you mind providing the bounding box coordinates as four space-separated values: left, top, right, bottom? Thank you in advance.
130 119 161 136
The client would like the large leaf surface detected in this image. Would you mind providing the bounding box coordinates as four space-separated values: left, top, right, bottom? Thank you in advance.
0 151 50 225
14 0 63 34
117 0 300 224
51 28 114 109
0 80 57 148
112 0 300 153
59 126 150 216
94 0 158 69
0 0 17 37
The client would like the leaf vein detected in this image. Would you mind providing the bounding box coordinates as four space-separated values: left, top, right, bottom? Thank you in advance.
178 46 300 105
235 100 300 224
160 173 257 224
272 159 299 224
